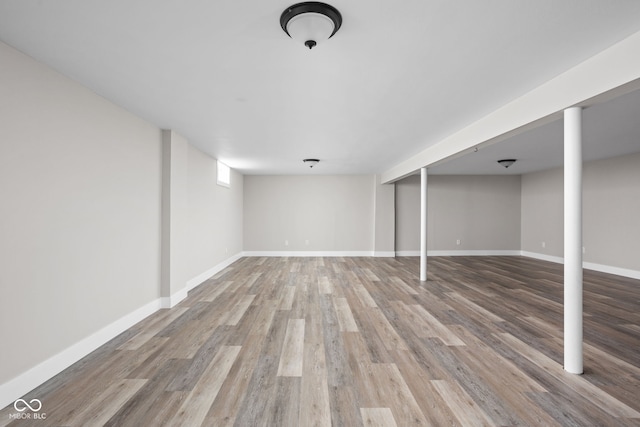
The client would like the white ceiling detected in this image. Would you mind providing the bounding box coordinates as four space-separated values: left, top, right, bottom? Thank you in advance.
1 1 640 175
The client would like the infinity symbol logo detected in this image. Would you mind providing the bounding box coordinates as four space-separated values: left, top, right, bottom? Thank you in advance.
14 398 42 412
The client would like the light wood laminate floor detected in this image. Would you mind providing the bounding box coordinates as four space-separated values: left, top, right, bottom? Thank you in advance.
2 256 640 426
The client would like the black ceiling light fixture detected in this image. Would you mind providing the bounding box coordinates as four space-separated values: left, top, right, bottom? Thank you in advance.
303 158 320 168
498 159 517 168
280 2 342 49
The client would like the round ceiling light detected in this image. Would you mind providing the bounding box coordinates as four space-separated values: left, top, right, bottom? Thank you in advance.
498 159 517 168
280 2 342 49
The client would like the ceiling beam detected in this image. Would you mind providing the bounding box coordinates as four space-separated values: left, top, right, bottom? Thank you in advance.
381 30 640 184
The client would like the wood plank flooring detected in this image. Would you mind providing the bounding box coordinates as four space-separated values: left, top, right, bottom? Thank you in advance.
2 256 640 426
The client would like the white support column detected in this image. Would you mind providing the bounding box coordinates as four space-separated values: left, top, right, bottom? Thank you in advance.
420 167 428 281
564 107 583 374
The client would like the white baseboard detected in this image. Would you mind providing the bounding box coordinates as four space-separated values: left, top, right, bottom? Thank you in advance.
161 288 188 309
242 251 374 257
522 251 640 280
373 251 396 257
0 297 163 410
395 251 420 256
520 251 564 264
395 250 521 257
245 250 524 258
583 261 640 280
186 252 243 291
430 250 521 256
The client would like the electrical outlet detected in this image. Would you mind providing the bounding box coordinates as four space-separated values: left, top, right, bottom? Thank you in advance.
305 239 310 246
456 239 461 246
542 241 546 248
285 240 289 246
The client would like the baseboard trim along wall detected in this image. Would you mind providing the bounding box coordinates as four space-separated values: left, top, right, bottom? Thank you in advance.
0 252 244 410
242 251 376 257
395 250 522 257
161 288 188 309
522 251 640 280
186 252 244 291
520 251 564 264
373 251 396 257
583 262 640 280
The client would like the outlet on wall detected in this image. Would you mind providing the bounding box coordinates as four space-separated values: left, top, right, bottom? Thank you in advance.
542 241 546 248
305 239 310 246
456 239 461 246
285 240 289 246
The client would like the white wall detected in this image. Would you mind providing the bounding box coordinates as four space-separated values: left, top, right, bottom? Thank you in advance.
520 168 564 257
0 41 246 407
395 175 421 252
522 152 640 273
187 146 243 281
0 42 162 385
584 153 640 271
243 175 375 253
395 175 522 253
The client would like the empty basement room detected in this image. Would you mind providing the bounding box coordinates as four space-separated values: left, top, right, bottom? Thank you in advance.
1 1 640 426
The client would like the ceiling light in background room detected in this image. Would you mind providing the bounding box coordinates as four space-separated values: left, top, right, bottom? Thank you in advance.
280 2 342 49
497 159 517 168
303 158 320 168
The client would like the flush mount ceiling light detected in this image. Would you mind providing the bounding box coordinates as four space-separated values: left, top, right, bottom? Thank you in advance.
303 158 320 168
280 2 342 49
498 159 517 168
